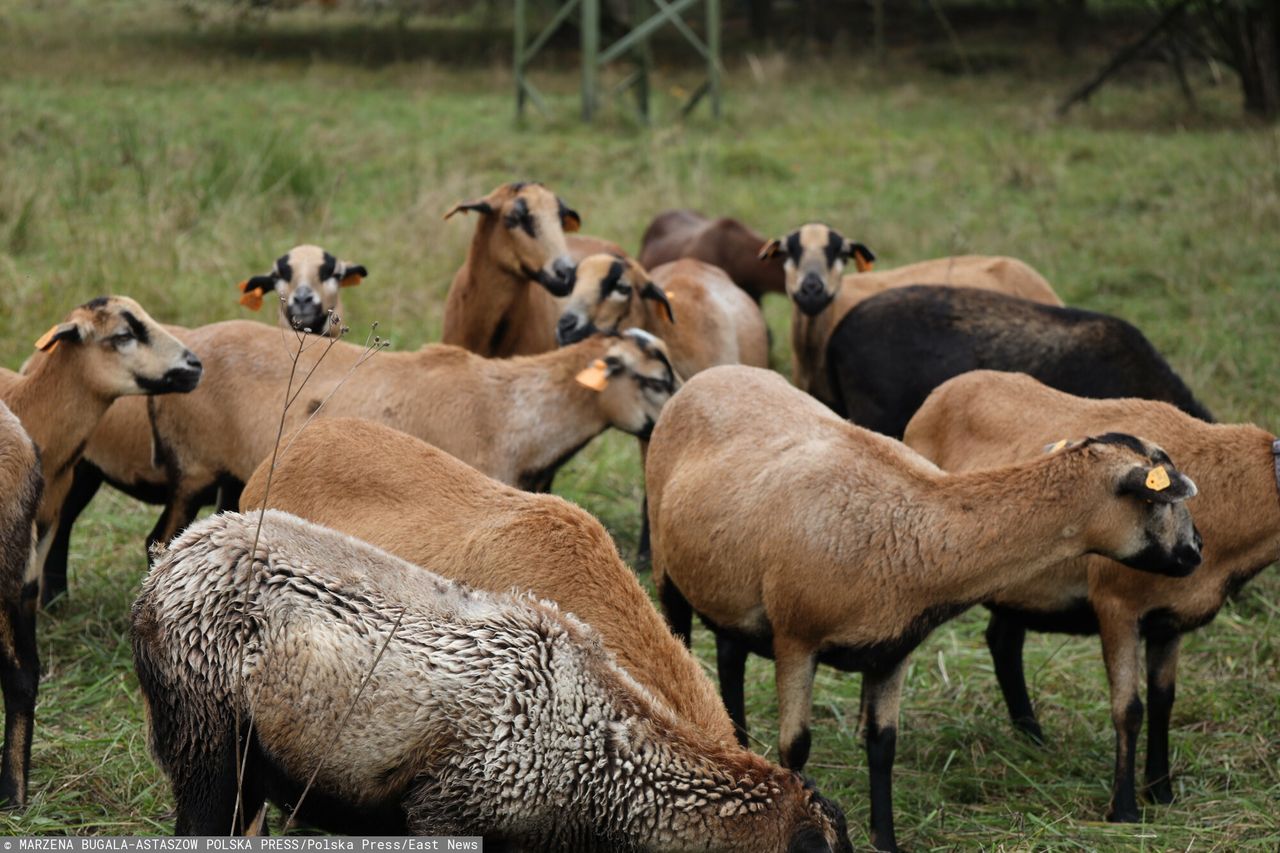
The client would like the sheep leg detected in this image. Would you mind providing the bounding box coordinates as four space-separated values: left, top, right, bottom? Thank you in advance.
715 634 750 746
0 590 38 808
147 485 211 555
1099 611 1143 823
861 662 907 853
171 727 264 836
658 581 693 649
42 461 103 606
1143 633 1180 805
773 640 817 771
984 609 1045 743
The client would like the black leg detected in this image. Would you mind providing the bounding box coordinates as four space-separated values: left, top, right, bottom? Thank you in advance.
1143 635 1180 805
42 461 104 606
985 609 1044 743
860 664 907 853
1107 696 1143 822
216 479 244 514
172 730 261 836
716 634 749 747
659 581 693 649
0 585 39 808
635 493 651 571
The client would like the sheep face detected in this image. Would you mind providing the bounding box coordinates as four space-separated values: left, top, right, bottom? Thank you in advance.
445 182 582 297
238 244 366 335
32 296 202 396
555 254 674 346
575 329 681 439
759 224 875 316
1059 433 1202 577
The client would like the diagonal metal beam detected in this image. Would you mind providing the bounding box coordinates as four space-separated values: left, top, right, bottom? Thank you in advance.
599 0 701 65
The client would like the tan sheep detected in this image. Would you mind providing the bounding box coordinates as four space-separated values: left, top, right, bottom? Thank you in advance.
148 323 679 547
0 297 201 806
646 365 1202 852
758 223 1063 407
135 510 853 849
441 181 623 357
902 369 1275 823
237 244 367 337
239 416 736 746
555 254 770 379
0 403 42 808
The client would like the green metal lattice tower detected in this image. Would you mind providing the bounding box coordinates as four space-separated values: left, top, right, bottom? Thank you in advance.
514 0 722 122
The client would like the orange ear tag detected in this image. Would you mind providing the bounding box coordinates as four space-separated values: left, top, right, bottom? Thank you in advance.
1145 465 1171 491
575 359 610 392
854 256 874 273
33 326 61 352
239 288 264 311
339 273 363 288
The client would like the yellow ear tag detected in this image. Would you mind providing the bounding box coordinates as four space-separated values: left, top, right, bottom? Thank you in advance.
33 326 61 352
1049 439 1068 452
238 286 264 311
575 359 610 392
1146 465 1171 491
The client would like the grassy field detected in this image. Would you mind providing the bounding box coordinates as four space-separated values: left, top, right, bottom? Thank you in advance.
1 0 1278 848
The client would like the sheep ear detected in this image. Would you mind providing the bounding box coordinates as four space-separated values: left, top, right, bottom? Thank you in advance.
558 199 582 233
443 199 493 220
1043 438 1081 454
845 241 876 273
641 282 675 324
237 274 277 311
758 238 785 261
33 321 82 353
1118 464 1197 504
339 264 367 288
575 358 611 392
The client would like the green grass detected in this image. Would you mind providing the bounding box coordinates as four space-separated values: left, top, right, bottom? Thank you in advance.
1 0 1278 847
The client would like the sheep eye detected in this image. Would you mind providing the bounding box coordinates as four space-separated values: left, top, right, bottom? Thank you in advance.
111 331 134 345
614 284 632 297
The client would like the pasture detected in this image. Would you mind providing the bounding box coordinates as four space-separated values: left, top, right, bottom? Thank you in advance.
1 0 1277 847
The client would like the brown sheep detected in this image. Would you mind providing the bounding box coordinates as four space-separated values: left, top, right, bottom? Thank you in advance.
758 223 1063 408
147 323 679 547
646 365 1203 852
0 297 201 806
638 210 784 303
239 416 737 746
441 181 623 357
135 510 853 849
555 254 770 379
902 369 1276 823
236 244 367 337
0 403 41 808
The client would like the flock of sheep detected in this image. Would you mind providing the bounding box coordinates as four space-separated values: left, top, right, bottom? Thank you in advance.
0 179 1271 851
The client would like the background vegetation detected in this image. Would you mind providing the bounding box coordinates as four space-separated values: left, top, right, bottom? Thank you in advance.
0 0 1276 847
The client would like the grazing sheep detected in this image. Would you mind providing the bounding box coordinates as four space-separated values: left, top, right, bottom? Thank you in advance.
441 181 623 357
826 285 1213 436
134 510 854 851
758 223 1062 408
239 416 737 746
903 369 1271 823
555 254 770 379
0 297 201 807
0 403 41 808
148 323 678 547
237 244 367 337
646 366 1203 852
638 210 784 303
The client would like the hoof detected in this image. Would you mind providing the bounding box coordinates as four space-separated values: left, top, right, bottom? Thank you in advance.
1105 805 1140 823
1144 780 1174 805
1012 716 1046 746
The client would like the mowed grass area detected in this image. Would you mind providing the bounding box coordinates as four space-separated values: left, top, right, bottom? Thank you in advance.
2 0 1279 847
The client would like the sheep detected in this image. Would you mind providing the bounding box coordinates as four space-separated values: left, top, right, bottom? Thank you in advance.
441 181 624 357
43 250 365 604
645 365 1203 852
133 509 854 850
825 284 1214 436
757 222 1063 408
238 415 738 747
902 369 1274 823
147 323 679 548
237 244 367 337
0 403 42 808
555 254 770 379
638 210 784 303
0 296 201 806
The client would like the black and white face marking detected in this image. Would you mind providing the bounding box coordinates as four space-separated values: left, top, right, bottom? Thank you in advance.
556 255 640 346
762 224 876 317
